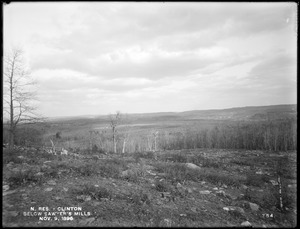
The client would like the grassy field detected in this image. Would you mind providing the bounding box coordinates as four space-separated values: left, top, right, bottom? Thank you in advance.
3 104 296 153
3 147 297 227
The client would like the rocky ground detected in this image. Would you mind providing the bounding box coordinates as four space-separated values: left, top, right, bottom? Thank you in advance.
2 147 297 227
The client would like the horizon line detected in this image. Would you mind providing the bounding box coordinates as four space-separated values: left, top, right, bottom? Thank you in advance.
43 103 297 119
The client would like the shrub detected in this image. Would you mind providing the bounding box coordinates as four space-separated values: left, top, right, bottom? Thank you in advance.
154 180 172 192
97 161 122 178
276 156 295 179
243 187 277 210
130 190 151 206
161 163 189 182
189 154 222 169
123 171 140 183
156 162 243 187
122 166 146 183
78 164 95 176
188 154 205 165
40 151 56 160
92 144 98 153
46 160 95 177
7 168 45 188
204 171 242 187
14 126 44 146
72 183 112 200
202 159 221 168
56 132 62 139
168 153 188 163
245 173 269 187
106 158 128 170
3 148 23 164
54 158 126 178
43 167 60 179
133 151 156 162
230 159 252 166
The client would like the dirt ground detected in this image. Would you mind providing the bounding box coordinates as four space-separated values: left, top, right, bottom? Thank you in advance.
2 148 297 227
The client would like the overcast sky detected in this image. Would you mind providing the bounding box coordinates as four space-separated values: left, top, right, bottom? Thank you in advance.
3 2 297 117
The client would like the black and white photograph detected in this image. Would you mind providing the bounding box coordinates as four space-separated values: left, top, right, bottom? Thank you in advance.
3 2 297 227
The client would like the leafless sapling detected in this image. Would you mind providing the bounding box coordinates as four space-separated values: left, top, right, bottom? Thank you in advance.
3 48 43 149
109 111 122 153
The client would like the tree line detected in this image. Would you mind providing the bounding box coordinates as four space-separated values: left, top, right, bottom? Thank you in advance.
158 119 297 152
4 118 296 153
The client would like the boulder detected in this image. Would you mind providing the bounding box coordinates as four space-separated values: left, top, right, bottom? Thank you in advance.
3 190 17 196
162 219 172 227
191 207 197 213
148 171 156 176
241 185 248 190
269 180 278 186
91 201 101 207
121 169 135 177
7 162 14 168
45 187 53 192
223 206 245 214
249 202 259 211
241 221 252 227
161 192 171 199
185 163 201 170
288 184 297 189
7 211 18 217
77 195 92 202
47 180 57 186
176 183 183 189
217 191 237 200
61 149 68 155
222 184 228 189
216 190 226 197
199 190 211 194
35 172 44 177
3 185 10 192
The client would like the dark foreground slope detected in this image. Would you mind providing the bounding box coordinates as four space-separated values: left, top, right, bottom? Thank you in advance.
3 147 297 227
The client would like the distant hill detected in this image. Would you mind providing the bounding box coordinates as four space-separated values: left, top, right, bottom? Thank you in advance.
45 104 297 123
177 104 297 121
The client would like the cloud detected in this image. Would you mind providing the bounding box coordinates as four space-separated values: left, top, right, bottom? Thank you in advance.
45 3 294 55
33 68 159 93
247 52 297 87
32 43 260 81
4 2 297 116
30 2 295 80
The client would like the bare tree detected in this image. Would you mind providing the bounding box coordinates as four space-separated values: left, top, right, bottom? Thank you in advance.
50 139 56 155
146 130 159 152
153 131 159 152
3 48 43 149
109 111 122 153
121 132 130 154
